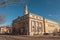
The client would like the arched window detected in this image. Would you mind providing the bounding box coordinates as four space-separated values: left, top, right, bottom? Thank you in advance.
31 20 35 32
36 21 39 32
38 22 42 32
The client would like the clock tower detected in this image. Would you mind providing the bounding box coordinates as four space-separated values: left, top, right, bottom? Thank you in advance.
24 5 28 15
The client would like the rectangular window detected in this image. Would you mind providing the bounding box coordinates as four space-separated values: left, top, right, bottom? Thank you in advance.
48 23 55 27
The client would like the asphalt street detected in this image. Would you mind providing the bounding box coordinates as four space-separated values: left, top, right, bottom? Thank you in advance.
0 35 60 40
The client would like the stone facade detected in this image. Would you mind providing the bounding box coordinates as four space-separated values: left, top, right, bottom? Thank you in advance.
44 19 59 33
12 5 59 36
12 14 29 35
29 13 44 35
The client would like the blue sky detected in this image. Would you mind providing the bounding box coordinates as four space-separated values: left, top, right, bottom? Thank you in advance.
0 0 60 27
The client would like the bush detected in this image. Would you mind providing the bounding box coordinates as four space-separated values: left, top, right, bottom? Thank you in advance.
43 33 49 35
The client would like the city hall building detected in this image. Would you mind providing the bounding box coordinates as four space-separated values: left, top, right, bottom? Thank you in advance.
12 5 59 36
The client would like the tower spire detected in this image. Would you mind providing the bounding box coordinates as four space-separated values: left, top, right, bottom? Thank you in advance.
24 5 28 15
